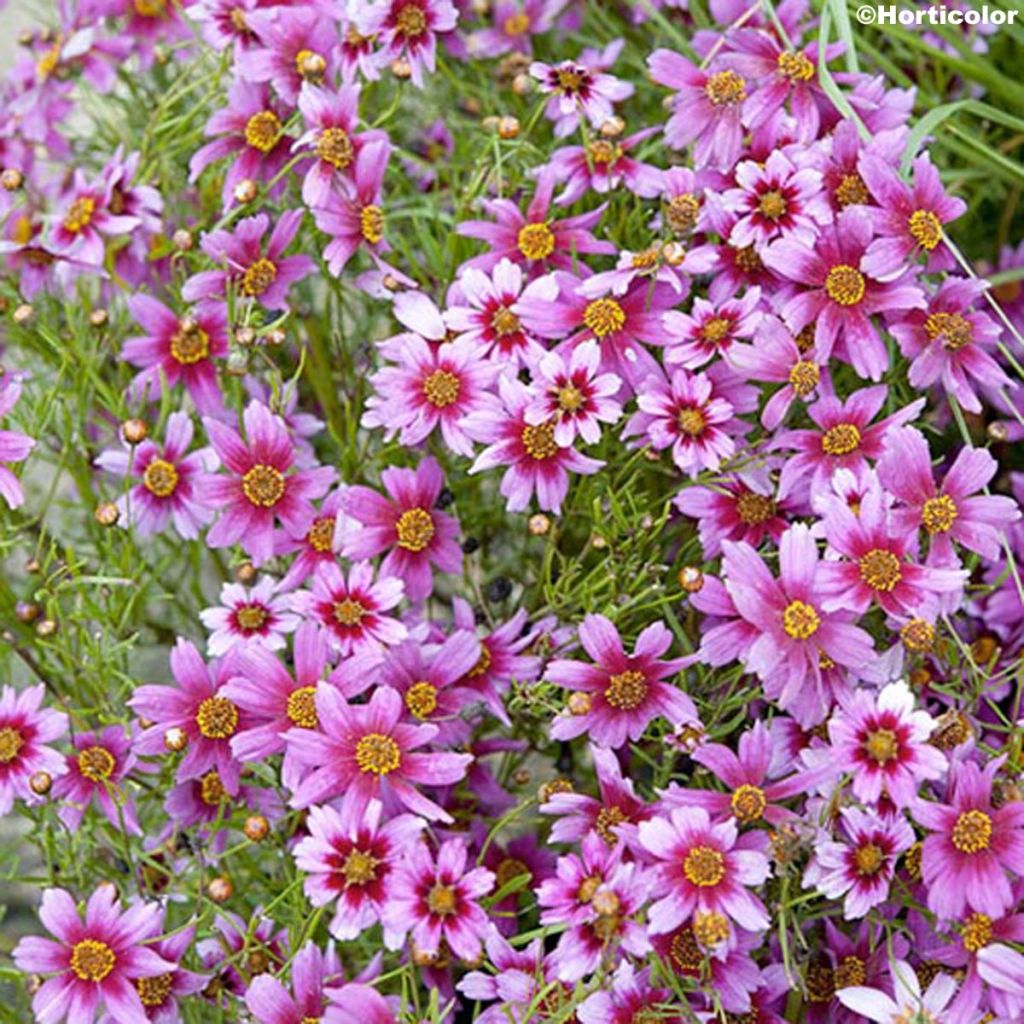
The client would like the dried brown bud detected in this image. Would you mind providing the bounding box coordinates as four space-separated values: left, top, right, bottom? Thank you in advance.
511 767 530 787
207 876 233 903
235 562 257 584
677 566 704 593
232 178 258 204
29 771 52 795
1 168 24 191
244 815 270 841
164 727 188 752
497 116 520 140
121 418 149 445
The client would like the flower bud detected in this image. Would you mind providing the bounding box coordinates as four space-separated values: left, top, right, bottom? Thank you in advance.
528 513 550 536
15 601 40 623
164 727 188 752
233 179 258 205
121 419 148 445
1 168 24 190
390 57 412 79
497 116 520 140
35 618 58 638
208 876 233 903
511 73 533 96
600 116 625 138
89 309 108 328
29 771 52 795
567 692 592 716
172 228 193 252
235 562 257 584
94 502 120 527
12 304 34 324
677 566 704 593
298 51 326 82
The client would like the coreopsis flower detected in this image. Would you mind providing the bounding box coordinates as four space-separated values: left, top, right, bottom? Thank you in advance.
817 485 967 617
244 941 342 1024
196 401 336 566
444 258 549 367
294 799 426 941
692 573 760 668
0 684 67 815
578 963 679 1024
355 0 459 88
0 372 35 508
723 151 831 251
467 375 603 514
456 169 615 276
185 0 262 53
623 364 756 478
879 427 1020 566
188 80 294 208
51 725 142 835
285 683 472 821
914 757 1024 920
888 276 1013 414
859 153 966 277
339 457 462 602
120 297 228 415
581 241 707 297
638 805 771 933
200 576 299 656
764 207 926 381
837 961 958 1023
198 911 287 995
381 838 494 960
323 984 397 1024
48 169 139 264
313 139 392 276
547 613 696 748
804 808 915 918
663 287 763 369
275 488 346 592
524 340 623 446
648 50 748 170
718 526 877 726
529 40 633 137
129 638 250 791
13 887 174 1024
828 680 946 809
95 411 218 540
546 127 662 206
183 211 315 311
467 0 565 58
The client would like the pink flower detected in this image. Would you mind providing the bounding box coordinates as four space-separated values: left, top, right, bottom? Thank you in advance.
294 799 426 941
0 373 35 509
663 287 764 370
275 488 347 592
13 887 174 1024
638 806 771 933
200 576 299 656
548 613 696 748
545 128 662 207
120 297 228 415
468 375 603 514
357 0 459 88
838 961 958 1023
380 838 495 960
49 169 140 264
578 964 677 1024
0 684 67 815
196 401 336 566
340 457 462 602
284 683 472 821
243 941 342 1024
828 681 946 809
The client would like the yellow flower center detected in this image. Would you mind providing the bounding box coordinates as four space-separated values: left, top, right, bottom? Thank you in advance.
0 726 24 764
169 319 210 364
244 110 282 153
582 298 626 338
669 928 703 974
693 911 730 947
316 127 354 169
901 618 936 652
704 70 747 106
355 732 401 774
342 848 380 885
730 784 766 823
557 384 584 412
835 173 870 207
587 140 621 165
821 422 861 456
333 598 366 627
422 369 461 408
735 492 775 525
242 258 277 297
426 883 457 915
195 696 239 740
858 549 903 592
467 644 492 678
782 599 821 640
632 247 660 270
360 204 384 244
863 727 899 765
405 681 438 719
556 67 584 92
134 0 167 15
777 50 814 81
200 770 227 805
924 311 973 351
908 209 942 251
666 193 700 234
517 222 555 261
71 940 117 982
490 306 521 336
604 669 648 710
595 805 627 845
834 955 867 989
396 507 435 551
78 745 116 781
503 11 530 34
824 264 866 306
63 196 96 234
734 245 764 273
242 464 285 507
921 494 958 534
577 875 602 902
701 317 733 344
961 912 993 952
307 516 336 552
396 3 427 37
683 845 726 887
952 809 992 854
788 360 820 396
758 190 788 220
136 973 173 1007
495 857 530 889
854 842 884 875
143 458 180 499
522 421 559 460
286 686 319 729
805 963 835 1003
677 408 707 437
235 604 267 631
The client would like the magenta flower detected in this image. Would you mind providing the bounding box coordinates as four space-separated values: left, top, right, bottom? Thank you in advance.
578 964 676 1024
129 638 249 791
829 680 946 809
648 50 748 170
243 941 342 1024
468 375 603 515
13 887 174 1024
663 287 763 370
546 128 662 207
198 912 287 995
838 961 958 1023
294 799 426 941
914 757 1024 920
888 276 1013 414
381 838 495 960
189 80 294 209
0 684 67 815
0 373 35 509
120 297 228 415
879 427 1020 566
548 613 696 749
51 725 142 835
275 488 346 592
284 683 472 821
183 211 315 310
49 169 140 264
355 0 459 88
340 458 462 602
200 575 299 657
804 807 915 919
324 984 397 1024
764 208 926 380
817 485 967 617
859 153 966 277
95 411 218 539
638 806 771 933
291 561 406 658
196 401 336 566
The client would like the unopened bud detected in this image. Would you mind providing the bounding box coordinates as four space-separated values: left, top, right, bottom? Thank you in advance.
35 618 57 638
244 815 270 841
121 418 148 445
497 116 520 139
94 502 120 527
235 562 257 584
208 876 233 903
164 727 188 752
390 57 412 79
678 566 704 593
29 771 52 795
567 691 592 716
12 304 34 324
171 228 193 252
600 116 625 138
528 513 550 536
987 421 1010 443
233 179 258 204
1 168 24 190
15 601 40 624
511 73 534 96
298 51 326 82
89 309 108 328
